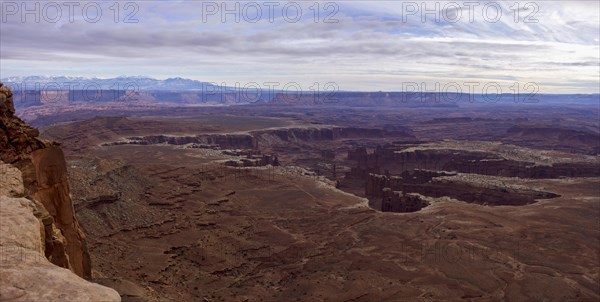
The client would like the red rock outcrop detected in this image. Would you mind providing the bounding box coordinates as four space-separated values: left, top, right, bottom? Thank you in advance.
0 85 47 164
347 147 367 161
506 125 600 155
106 127 414 151
251 127 404 142
348 144 600 179
0 162 120 301
109 133 258 150
365 170 456 197
1 83 91 278
381 188 428 212
365 172 560 207
365 173 399 197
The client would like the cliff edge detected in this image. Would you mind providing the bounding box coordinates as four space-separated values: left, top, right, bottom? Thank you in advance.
0 83 120 301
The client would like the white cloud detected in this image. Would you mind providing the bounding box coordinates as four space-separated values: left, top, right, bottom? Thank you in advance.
1 1 598 93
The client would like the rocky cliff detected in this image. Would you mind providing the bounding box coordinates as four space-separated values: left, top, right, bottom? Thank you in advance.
347 144 600 179
381 188 428 212
102 127 414 152
1 83 115 299
121 133 258 149
0 162 120 301
365 170 458 197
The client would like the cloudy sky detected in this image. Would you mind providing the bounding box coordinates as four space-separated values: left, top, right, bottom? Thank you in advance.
1 1 599 93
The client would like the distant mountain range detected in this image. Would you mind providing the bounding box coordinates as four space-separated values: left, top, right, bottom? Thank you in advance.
1 76 219 91
2 76 598 107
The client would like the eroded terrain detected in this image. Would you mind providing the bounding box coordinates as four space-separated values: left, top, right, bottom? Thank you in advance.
36 104 600 301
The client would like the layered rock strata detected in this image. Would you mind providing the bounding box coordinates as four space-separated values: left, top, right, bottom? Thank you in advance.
1 83 99 283
0 162 120 301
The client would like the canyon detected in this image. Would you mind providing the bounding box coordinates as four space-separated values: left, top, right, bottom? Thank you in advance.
1 82 599 301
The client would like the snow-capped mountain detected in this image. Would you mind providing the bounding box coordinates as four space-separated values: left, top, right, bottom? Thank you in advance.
1 76 219 91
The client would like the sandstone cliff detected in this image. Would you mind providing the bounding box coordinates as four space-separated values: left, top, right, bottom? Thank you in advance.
0 162 120 301
381 188 428 212
1 83 109 295
347 144 600 179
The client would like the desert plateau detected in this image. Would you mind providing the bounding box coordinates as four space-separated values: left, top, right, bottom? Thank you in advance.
1 1 599 301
